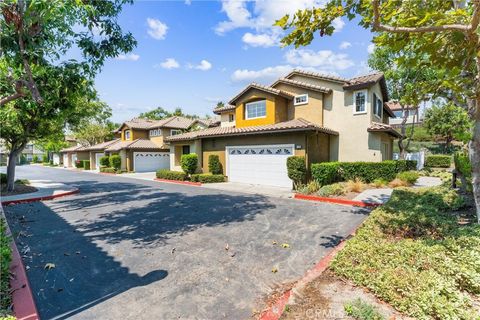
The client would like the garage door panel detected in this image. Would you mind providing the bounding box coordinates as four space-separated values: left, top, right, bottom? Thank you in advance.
134 152 170 172
227 145 293 188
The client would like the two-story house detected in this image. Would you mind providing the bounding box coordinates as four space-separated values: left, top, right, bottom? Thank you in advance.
165 69 400 188
386 101 422 127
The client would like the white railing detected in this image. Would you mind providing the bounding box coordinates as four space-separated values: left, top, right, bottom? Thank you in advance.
393 151 425 170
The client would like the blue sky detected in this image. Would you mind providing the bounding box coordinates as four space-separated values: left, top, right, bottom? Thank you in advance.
94 0 375 123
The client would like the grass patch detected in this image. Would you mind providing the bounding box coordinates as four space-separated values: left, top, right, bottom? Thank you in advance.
331 186 479 319
344 299 385 320
0 218 12 317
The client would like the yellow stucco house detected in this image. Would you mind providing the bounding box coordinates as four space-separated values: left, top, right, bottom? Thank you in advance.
165 69 401 188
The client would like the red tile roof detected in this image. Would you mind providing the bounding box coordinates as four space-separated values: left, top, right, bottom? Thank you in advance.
271 78 332 94
385 101 417 111
213 104 236 114
83 139 120 151
228 83 295 105
367 122 402 138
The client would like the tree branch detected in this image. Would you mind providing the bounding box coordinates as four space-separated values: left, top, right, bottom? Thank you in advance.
0 92 25 105
372 0 472 34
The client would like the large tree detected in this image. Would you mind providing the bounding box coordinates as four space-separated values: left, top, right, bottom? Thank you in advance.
0 0 136 191
276 0 480 222
139 107 199 120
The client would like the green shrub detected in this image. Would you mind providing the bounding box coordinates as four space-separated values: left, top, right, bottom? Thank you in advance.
454 151 472 191
99 155 110 167
83 160 91 170
32 155 38 163
396 171 419 184
0 218 12 313
344 299 385 320
208 154 223 174
180 153 198 175
296 180 322 194
311 162 340 185
191 173 225 183
75 160 83 168
286 156 306 188
109 155 121 170
0 174 6 184
20 154 27 164
425 155 451 168
395 160 417 172
156 169 187 181
42 154 48 163
317 183 345 197
100 167 116 173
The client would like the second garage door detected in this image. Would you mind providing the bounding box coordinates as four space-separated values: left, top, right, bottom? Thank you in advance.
226 144 294 188
133 152 170 172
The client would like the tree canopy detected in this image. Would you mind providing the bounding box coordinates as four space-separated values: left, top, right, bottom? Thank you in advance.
139 107 199 120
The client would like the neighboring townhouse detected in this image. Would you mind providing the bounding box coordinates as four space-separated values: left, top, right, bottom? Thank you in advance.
165 69 401 188
387 101 422 127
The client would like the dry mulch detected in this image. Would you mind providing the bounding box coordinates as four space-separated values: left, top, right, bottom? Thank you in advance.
1 183 37 197
279 270 410 320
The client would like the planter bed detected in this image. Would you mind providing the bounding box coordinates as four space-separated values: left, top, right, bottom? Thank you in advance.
154 178 202 186
294 193 380 207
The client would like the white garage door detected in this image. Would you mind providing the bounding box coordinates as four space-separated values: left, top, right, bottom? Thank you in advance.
134 152 170 172
53 154 60 165
226 144 294 188
95 153 104 170
63 154 68 167
71 154 77 166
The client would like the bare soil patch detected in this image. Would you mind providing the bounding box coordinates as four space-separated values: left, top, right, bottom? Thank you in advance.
1 183 37 196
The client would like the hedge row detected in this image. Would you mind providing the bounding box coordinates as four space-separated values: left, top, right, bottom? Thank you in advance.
75 160 91 169
156 170 187 181
191 174 225 183
100 167 116 173
425 155 451 168
311 160 417 185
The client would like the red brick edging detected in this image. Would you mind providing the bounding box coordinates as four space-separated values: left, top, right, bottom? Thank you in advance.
259 226 360 320
154 178 202 186
1 205 40 320
294 193 381 208
1 188 79 206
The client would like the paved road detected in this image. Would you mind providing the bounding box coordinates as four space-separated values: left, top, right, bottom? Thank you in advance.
3 165 368 320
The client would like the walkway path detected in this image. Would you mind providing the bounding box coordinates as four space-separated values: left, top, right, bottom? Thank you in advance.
1 180 78 204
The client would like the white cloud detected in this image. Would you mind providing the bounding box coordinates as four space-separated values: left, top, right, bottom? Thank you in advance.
339 41 351 50
185 0 191 4
231 65 293 82
215 0 252 35
189 60 212 71
147 18 168 40
332 18 345 32
367 43 375 54
242 32 277 47
284 49 354 71
115 53 140 61
157 58 180 69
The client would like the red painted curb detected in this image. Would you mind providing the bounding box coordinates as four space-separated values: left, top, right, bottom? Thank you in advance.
1 188 79 206
1 206 40 320
97 172 116 175
258 225 360 320
294 193 381 208
154 178 202 186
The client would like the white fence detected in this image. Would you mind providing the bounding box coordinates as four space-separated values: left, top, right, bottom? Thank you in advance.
393 151 425 170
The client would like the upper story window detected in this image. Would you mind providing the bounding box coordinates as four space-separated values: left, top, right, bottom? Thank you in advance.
373 93 383 119
171 129 182 136
354 90 367 114
294 94 309 106
149 129 162 137
229 114 235 122
393 109 409 118
245 100 266 119
124 129 131 140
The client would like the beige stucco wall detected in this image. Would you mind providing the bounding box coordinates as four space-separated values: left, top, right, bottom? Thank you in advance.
169 140 202 172
89 151 105 170
220 112 236 127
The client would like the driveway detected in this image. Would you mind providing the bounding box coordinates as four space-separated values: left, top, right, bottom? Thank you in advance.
3 165 368 319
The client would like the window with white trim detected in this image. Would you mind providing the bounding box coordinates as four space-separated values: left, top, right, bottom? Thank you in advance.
171 129 182 136
373 93 382 118
294 94 308 106
354 90 367 114
124 129 131 140
229 114 234 122
245 100 266 119
149 129 162 137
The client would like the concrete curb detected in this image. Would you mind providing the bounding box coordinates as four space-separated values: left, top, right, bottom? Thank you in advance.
1 205 40 320
294 193 381 208
258 225 360 320
154 178 202 186
1 188 79 206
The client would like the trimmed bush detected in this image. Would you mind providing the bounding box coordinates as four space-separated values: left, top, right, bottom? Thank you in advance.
100 167 116 173
99 155 110 167
109 155 121 170
75 160 83 168
20 154 27 164
395 160 417 171
396 171 419 184
311 162 340 186
0 218 12 313
156 169 187 181
0 173 6 184
83 160 91 170
191 174 225 183
32 155 38 163
180 153 198 175
208 154 223 174
42 154 48 163
286 156 306 188
425 155 451 168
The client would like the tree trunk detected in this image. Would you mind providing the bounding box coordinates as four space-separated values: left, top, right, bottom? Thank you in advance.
470 97 480 223
6 148 20 192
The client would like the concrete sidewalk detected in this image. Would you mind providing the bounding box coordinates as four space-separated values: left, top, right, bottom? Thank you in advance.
1 180 78 204
202 181 294 199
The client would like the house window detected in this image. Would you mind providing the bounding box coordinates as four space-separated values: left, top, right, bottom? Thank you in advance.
294 94 308 106
182 145 190 154
354 90 367 114
373 93 382 118
229 114 234 122
171 129 182 136
149 129 162 137
124 129 131 140
245 100 266 119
